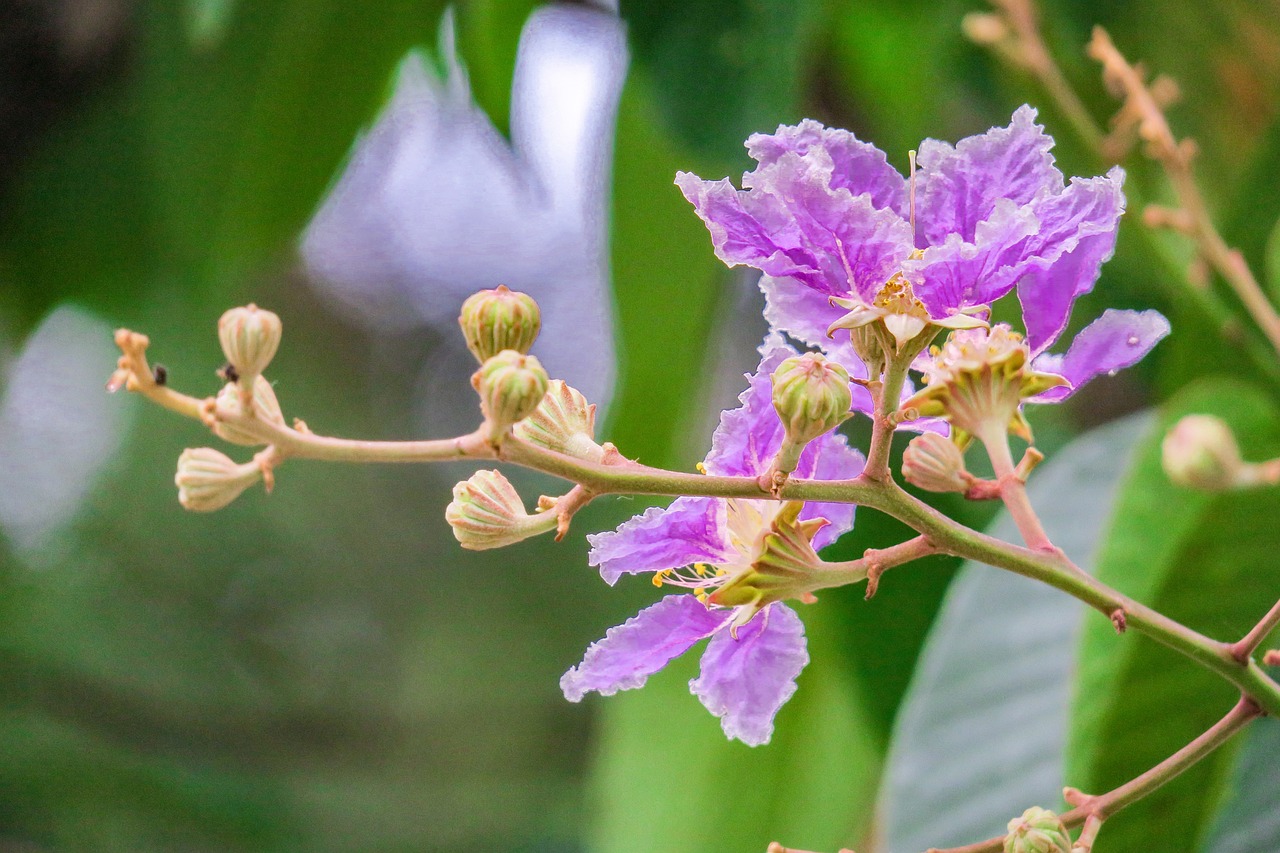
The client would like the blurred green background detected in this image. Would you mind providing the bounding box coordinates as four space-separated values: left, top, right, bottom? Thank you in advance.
1 0 1279 851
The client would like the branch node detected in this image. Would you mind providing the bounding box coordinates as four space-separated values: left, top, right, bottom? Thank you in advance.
1110 608 1128 634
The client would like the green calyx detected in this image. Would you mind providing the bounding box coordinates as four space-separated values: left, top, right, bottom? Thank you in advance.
770 353 853 471
1002 807 1072 853
459 285 542 363
900 325 1065 447
474 350 551 442
709 501 829 632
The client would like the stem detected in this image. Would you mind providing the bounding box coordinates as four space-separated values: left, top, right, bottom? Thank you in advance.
1086 27 1280 359
864 335 926 482
1231 598 1280 663
978 426 1054 552
928 697 1262 853
115 343 1280 716
819 534 938 597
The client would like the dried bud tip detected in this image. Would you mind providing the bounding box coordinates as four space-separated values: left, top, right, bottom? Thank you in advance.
1003 807 1072 853
174 447 263 512
445 469 557 550
902 432 971 493
474 350 550 443
212 375 285 446
218 304 282 384
459 286 542 364
1162 414 1242 491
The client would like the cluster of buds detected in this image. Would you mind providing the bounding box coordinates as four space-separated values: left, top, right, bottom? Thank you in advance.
459 287 552 445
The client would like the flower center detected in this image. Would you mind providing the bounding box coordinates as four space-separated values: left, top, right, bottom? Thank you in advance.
872 271 931 321
651 497 779 600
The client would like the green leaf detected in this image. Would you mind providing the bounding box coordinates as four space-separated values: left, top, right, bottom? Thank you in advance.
883 413 1150 850
1067 378 1280 852
1200 717 1280 853
584 604 882 853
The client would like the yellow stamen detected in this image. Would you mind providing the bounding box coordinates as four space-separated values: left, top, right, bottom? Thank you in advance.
695 462 707 474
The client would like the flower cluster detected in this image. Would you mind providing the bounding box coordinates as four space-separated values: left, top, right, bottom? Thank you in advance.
563 106 1168 745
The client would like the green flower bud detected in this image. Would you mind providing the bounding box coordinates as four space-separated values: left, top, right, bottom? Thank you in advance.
902 431 971 493
769 353 852 475
218 304 282 385
512 379 604 462
1162 414 1243 491
1003 807 1071 853
212 376 285 446
445 469 558 550
458 285 542 364
474 350 550 442
174 447 262 512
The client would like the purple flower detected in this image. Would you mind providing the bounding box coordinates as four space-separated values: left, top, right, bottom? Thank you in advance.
561 334 865 746
676 106 1127 358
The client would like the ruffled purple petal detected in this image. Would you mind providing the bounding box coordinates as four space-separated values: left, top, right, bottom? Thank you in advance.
908 199 1041 316
561 595 730 701
1030 309 1170 402
677 152 914 300
1016 169 1126 354
915 105 1062 246
689 603 809 746
588 496 733 585
745 120 908 216
760 276 864 374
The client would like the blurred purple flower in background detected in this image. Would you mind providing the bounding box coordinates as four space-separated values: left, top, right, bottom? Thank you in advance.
301 2 627 426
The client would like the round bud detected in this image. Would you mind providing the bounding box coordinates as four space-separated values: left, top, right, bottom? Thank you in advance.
513 379 604 462
902 431 971 493
445 469 557 550
771 353 852 445
174 447 262 512
218 304 282 383
212 376 285 446
1162 414 1243 491
1003 807 1071 853
459 285 541 364
474 350 550 441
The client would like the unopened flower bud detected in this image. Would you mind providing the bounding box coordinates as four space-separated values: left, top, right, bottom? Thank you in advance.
212 376 285 446
769 353 852 475
445 469 558 550
902 432 971 493
218 304 282 384
174 447 262 512
459 285 541 364
512 379 604 462
1162 415 1243 491
474 350 549 442
1003 807 1071 853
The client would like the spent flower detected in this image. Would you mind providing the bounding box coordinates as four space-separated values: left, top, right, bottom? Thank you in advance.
174 447 263 512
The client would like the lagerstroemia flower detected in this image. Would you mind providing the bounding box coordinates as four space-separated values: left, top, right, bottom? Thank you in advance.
677 106 1159 372
561 335 865 746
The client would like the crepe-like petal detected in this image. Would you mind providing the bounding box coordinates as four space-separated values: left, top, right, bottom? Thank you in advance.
689 604 809 746
1031 309 1171 402
587 496 732 585
561 595 729 701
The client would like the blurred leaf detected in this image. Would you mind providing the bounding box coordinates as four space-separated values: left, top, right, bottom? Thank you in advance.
623 0 825 156
1200 717 1280 853
882 413 1149 851
1067 379 1280 852
1265 215 1280 306
585 604 881 853
186 0 237 49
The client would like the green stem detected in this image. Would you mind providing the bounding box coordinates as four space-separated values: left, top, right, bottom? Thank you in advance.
928 696 1261 853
